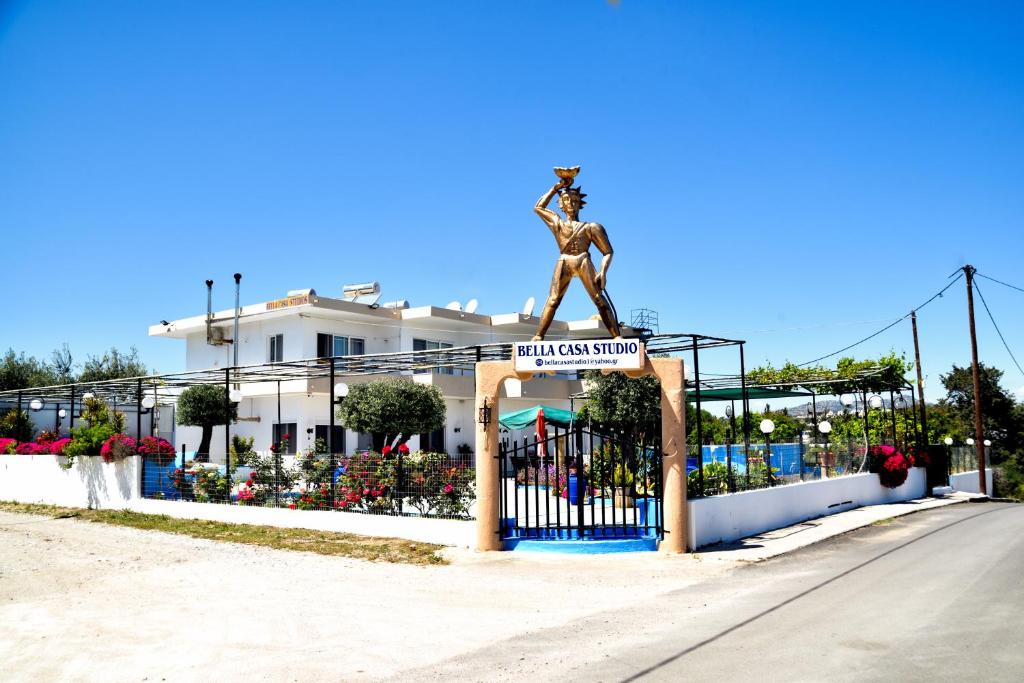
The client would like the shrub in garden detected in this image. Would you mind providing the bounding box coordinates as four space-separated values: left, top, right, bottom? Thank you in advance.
100 434 137 463
48 438 72 455
229 435 256 466
15 441 47 454
867 445 911 488
62 397 123 467
336 451 394 512
192 467 229 502
138 436 175 465
0 437 17 454
402 451 475 517
0 408 34 442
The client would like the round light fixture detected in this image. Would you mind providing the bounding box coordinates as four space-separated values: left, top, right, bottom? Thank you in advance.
229 389 243 403
840 394 855 408
983 439 992 447
724 404 733 418
868 395 883 410
29 398 43 411
966 438 975 446
58 408 67 418
82 392 95 401
895 396 906 408
944 437 953 446
759 419 775 435
142 396 156 409
334 383 350 398
818 420 832 435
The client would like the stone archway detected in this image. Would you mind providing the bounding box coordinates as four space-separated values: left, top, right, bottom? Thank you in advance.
474 350 687 552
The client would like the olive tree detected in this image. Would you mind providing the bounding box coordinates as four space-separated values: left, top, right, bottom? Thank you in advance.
176 385 238 460
336 379 446 452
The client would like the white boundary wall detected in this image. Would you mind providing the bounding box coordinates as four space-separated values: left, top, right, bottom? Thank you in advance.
688 467 928 550
948 469 993 495
0 454 140 508
0 455 474 547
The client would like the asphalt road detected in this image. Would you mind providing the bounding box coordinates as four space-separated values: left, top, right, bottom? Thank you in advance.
405 502 1024 682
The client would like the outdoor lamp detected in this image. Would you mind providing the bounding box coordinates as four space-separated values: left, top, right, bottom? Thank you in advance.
725 404 733 418
759 419 775 435
868 394 883 410
334 382 350 398
818 420 832 435
29 398 43 411
895 396 906 408
142 395 156 409
944 437 954 446
478 397 492 427
58 408 66 418
966 438 975 446
984 439 992 447
840 394 854 408
228 389 242 403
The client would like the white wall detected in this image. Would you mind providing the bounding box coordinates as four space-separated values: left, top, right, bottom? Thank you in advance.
688 467 928 550
0 454 140 508
948 469 993 495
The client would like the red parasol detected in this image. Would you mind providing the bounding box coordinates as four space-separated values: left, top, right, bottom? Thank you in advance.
536 408 547 459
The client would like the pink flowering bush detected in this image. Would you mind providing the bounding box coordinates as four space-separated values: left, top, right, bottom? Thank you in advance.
15 442 47 455
0 437 16 454
868 445 911 489
137 436 175 465
48 438 72 455
100 434 137 463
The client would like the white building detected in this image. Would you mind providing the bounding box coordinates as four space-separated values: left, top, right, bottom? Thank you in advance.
150 285 626 460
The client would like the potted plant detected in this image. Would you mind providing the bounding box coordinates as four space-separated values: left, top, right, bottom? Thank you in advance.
612 464 635 508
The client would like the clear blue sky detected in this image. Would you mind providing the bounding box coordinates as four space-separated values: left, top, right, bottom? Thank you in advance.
1 1 1022 402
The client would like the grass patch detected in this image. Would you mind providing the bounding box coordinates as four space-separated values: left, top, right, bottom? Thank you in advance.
870 517 896 526
0 501 447 565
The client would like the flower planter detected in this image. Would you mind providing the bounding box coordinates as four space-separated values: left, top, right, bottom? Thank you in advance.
613 487 635 509
567 473 587 504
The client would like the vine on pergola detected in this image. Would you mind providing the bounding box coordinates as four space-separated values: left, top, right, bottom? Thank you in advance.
745 353 914 395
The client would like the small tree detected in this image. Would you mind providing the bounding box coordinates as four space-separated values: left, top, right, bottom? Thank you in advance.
176 385 238 460
337 379 446 452
583 369 661 445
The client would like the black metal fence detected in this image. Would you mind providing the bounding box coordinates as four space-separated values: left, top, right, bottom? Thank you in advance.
141 450 476 519
499 426 663 540
687 439 872 498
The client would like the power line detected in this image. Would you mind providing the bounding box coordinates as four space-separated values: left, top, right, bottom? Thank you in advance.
973 279 1024 378
797 272 965 367
976 272 1024 295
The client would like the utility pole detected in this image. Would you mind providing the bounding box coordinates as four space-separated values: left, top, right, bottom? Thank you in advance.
911 311 928 449
963 265 987 495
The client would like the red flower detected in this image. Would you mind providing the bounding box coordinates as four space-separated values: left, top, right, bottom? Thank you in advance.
397 443 410 455
381 446 392 455
288 503 297 510
444 483 454 495
245 479 254 487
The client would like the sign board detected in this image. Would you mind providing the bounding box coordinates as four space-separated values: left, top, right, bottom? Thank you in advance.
266 294 311 311
513 339 643 373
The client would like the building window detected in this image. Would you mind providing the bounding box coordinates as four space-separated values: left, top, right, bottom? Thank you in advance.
272 422 297 454
314 425 345 454
317 333 366 359
413 338 453 374
269 334 284 362
419 427 446 453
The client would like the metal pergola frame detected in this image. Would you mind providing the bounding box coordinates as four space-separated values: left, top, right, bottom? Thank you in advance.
0 333 746 498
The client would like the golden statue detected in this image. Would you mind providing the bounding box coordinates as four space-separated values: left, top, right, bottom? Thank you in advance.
532 166 622 341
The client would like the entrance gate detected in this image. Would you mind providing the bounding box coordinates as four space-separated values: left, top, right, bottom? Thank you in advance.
499 425 663 541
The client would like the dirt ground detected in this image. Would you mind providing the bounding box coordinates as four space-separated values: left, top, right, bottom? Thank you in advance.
0 511 736 682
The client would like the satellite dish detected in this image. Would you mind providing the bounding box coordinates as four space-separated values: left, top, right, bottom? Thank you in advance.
445 301 462 311
465 299 479 314
522 296 536 316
